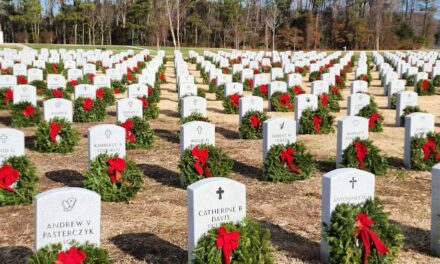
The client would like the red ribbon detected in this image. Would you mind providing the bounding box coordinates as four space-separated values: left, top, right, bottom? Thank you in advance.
52 64 57 73
259 85 268 95
293 86 304 95
216 226 240 264
312 116 321 133
22 105 35 117
82 98 93 111
421 80 429 91
4 88 12 104
107 157 126 184
296 66 302 73
279 94 293 110
70 80 78 87
336 75 343 85
320 94 329 107
191 146 211 177
88 74 95 82
148 86 153 96
113 88 120 94
121 120 135 144
96 88 104 99
52 89 63 98
138 97 148 108
160 73 166 82
355 213 389 264
362 75 369 82
331 86 339 96
422 138 440 161
127 73 133 81
247 79 253 88
228 94 240 109
49 122 62 143
280 148 302 174
369 113 381 130
249 114 261 129
17 75 27 84
354 141 368 169
0 164 20 192
54 246 87 264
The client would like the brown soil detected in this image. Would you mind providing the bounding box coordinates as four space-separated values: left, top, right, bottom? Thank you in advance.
0 60 438 264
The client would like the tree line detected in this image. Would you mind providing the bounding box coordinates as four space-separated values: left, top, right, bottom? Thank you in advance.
0 0 438 50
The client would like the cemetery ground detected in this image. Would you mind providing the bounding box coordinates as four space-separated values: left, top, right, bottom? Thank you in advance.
0 52 438 264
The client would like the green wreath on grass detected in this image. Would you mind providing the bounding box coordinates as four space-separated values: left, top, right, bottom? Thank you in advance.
28 242 112 264
192 218 274 264
73 97 106 123
137 96 159 120
263 142 315 182
270 92 294 112
222 93 241 114
11 102 41 127
0 87 13 110
178 144 233 187
111 80 127 94
299 106 335 135
44 88 71 100
323 198 403 264
405 74 415 86
83 154 144 202
356 74 371 86
356 102 383 132
29 80 47 96
34 118 79 153
215 84 225 101
0 156 37 206
95 87 115 106
243 78 253 91
340 138 389 176
330 86 343 100
410 132 440 171
117 116 154 150
239 110 268 139
433 75 440 86
319 93 340 112
252 84 268 100
415 79 435 96
209 79 217 93
399 105 424 127
308 71 322 82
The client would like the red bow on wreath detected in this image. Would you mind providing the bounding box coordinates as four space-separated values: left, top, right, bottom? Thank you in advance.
113 88 120 94
354 141 368 169
280 148 302 174
160 73 166 82
355 213 389 264
54 246 87 264
22 105 35 117
52 89 63 98
107 157 125 184
228 94 240 109
279 94 293 110
121 120 135 144
362 75 369 82
49 122 62 143
148 86 153 96
249 114 261 129
138 97 148 108
52 64 58 73
331 86 339 95
247 79 254 88
320 94 329 107
127 73 133 81
368 113 381 130
82 98 93 111
0 164 20 192
336 75 343 85
70 80 78 87
191 146 211 177
312 116 322 133
216 226 240 264
422 138 440 161
293 86 304 95
4 88 12 104
96 88 104 99
421 80 429 91
259 85 268 95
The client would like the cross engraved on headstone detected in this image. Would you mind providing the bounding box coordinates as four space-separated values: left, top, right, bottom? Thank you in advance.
128 101 133 108
193 98 197 106
105 129 111 139
349 177 357 189
216 187 224 200
196 126 202 135
353 120 359 127
55 102 61 108
0 134 7 143
280 122 285 130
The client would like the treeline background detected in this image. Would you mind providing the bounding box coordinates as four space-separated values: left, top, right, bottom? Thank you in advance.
0 0 439 50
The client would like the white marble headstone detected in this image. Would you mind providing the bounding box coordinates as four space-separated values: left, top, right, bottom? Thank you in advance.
181 96 207 119
88 124 126 161
336 116 369 166
116 98 143 122
404 113 435 168
0 128 25 164
396 91 418 126
347 93 370 116
263 118 296 159
180 121 215 154
43 98 73 122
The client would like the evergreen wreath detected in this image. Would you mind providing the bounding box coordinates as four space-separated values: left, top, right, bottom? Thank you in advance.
11 102 42 127
45 62 64 74
117 116 154 150
30 80 48 95
95 87 115 106
295 66 307 76
79 73 95 85
233 72 241 82
335 75 345 89
16 75 28 84
148 85 161 103
44 88 71 100
415 79 435 96
83 154 144 202
28 242 112 264
181 112 210 124
357 74 371 86
73 97 106 123
289 85 306 97
410 132 440 171
399 105 424 127
0 156 37 206
261 65 271 73
178 144 234 187
263 142 315 182
252 84 268 100
433 75 440 87
270 92 294 112
319 93 340 112
323 198 403 264
308 71 322 82
34 118 79 153
209 79 217 93
111 80 126 93
66 80 78 93
330 85 343 100
406 75 415 86
356 102 383 132
243 78 253 91
137 96 159 120
222 93 241 114
216 84 225 101
197 88 206 98
239 110 268 139
340 138 389 176
299 106 335 135
192 218 274 264
0 87 13 109
390 94 397 109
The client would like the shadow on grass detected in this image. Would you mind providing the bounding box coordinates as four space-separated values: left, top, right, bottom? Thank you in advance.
216 126 238 139
45 169 84 187
153 128 179 144
260 221 320 263
111 233 187 264
138 164 182 189
0 246 33 264
160 109 180 118
391 221 430 255
232 160 263 180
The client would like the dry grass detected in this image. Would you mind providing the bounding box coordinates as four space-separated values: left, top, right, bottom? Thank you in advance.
0 61 438 264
